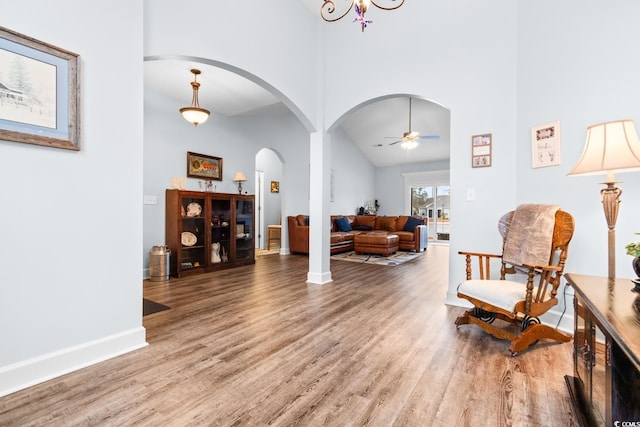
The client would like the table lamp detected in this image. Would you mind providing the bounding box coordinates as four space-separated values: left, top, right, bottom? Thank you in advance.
568 119 640 279
233 172 247 194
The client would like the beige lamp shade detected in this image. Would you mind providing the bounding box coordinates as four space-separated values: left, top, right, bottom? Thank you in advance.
233 172 247 182
568 119 640 179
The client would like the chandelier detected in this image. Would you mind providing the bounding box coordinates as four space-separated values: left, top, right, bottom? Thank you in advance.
179 69 210 126
321 0 405 32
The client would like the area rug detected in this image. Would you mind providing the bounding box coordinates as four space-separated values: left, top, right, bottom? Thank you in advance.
331 250 422 266
143 298 171 316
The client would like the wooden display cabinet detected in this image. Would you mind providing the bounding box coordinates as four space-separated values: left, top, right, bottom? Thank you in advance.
166 189 255 277
564 274 640 426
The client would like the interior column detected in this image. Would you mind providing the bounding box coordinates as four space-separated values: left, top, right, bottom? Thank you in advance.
307 131 332 284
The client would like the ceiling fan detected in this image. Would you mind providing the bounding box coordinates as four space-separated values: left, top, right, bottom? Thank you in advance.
386 97 440 149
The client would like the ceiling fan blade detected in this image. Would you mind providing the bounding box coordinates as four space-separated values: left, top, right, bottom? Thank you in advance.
419 135 441 140
389 140 402 145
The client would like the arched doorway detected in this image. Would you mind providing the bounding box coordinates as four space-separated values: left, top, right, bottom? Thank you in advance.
255 148 284 251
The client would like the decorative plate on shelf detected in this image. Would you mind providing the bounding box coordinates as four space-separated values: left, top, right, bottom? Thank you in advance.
181 232 197 246
186 202 202 217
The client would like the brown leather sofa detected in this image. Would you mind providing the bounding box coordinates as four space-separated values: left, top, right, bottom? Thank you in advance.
288 214 428 255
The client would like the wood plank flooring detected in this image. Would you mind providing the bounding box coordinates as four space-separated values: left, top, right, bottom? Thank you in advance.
0 245 578 426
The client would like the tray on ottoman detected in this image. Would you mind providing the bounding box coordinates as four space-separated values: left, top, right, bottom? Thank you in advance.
354 232 399 256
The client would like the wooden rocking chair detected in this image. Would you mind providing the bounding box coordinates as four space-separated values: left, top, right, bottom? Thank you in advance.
455 204 575 356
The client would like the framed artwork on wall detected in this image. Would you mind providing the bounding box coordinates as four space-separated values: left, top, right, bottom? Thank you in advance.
531 121 561 168
471 133 492 168
270 181 279 193
186 151 223 180
0 26 80 150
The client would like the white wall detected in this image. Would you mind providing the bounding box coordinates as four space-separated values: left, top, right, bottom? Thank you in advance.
321 0 519 303
6 0 640 397
517 0 640 281
144 88 310 267
330 127 376 215
0 0 145 396
144 0 319 133
256 148 283 239
375 160 451 216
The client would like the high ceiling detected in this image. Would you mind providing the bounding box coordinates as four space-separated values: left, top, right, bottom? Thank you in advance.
144 5 451 168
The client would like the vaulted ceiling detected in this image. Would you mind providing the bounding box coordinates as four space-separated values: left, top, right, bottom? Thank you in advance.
144 3 450 168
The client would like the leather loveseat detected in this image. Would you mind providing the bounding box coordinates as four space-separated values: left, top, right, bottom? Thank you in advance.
287 214 428 255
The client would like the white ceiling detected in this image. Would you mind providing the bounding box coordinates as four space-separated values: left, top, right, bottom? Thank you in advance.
144 5 451 168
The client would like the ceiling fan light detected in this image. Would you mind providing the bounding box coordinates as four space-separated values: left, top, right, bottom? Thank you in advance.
401 140 418 150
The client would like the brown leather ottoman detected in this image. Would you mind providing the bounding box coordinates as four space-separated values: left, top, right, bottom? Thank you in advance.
354 232 399 256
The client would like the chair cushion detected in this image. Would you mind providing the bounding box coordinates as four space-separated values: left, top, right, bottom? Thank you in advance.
457 280 527 312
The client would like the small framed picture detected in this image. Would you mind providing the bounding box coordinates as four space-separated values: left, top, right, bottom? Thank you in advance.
531 121 561 168
471 133 492 168
0 26 80 150
187 151 222 180
270 181 279 193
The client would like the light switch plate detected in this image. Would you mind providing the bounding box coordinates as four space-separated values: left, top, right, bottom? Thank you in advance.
143 195 157 205
466 188 475 201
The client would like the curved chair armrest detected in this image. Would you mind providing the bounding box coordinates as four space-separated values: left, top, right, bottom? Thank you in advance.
458 250 502 258
521 263 562 272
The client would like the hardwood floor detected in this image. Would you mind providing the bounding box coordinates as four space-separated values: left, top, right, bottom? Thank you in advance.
0 245 578 426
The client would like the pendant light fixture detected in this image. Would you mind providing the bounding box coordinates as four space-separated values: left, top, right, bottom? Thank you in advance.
321 0 405 32
179 68 210 126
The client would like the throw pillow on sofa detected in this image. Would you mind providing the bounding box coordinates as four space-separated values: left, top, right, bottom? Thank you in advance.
352 225 372 231
335 217 352 232
403 216 423 232
297 215 308 226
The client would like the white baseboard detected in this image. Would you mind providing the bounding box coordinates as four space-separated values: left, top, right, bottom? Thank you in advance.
307 271 333 284
0 327 147 398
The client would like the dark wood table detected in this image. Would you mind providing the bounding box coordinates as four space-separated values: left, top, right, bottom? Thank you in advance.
564 273 640 426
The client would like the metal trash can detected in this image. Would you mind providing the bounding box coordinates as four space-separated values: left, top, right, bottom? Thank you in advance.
149 245 170 282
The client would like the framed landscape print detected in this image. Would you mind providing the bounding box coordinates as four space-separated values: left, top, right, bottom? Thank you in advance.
471 133 492 168
0 26 80 150
187 151 223 180
531 121 561 168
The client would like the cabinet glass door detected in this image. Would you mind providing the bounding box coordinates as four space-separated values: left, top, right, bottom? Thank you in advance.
180 195 206 272
235 198 254 261
575 295 606 426
210 198 231 265
591 326 606 426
